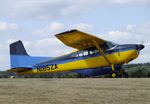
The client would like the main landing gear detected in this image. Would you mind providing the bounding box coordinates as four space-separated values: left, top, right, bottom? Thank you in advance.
110 64 128 78
119 69 128 78
92 40 128 78
110 70 128 78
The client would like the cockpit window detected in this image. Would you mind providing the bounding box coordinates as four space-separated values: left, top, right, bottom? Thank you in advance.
102 41 118 51
89 49 99 54
70 41 118 59
87 47 99 55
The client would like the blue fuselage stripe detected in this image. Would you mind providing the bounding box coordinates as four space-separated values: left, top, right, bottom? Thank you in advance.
33 46 137 69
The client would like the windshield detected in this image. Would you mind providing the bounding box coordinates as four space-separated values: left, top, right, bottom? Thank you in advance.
103 41 118 51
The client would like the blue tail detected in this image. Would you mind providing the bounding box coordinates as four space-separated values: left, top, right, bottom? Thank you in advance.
10 40 52 68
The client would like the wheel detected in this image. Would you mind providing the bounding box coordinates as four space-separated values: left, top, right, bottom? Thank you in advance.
112 72 116 78
119 72 129 78
109 71 118 78
123 72 128 78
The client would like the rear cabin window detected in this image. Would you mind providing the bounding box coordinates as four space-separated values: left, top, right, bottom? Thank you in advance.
70 47 104 58
79 52 83 57
83 51 88 56
71 50 89 58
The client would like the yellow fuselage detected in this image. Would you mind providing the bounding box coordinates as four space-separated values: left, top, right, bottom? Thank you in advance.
20 49 139 74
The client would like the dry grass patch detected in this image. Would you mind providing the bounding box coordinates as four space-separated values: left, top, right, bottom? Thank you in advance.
0 78 150 104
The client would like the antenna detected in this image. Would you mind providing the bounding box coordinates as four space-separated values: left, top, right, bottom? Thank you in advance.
141 41 143 45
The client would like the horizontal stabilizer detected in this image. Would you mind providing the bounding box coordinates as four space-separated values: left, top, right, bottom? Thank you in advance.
7 67 32 73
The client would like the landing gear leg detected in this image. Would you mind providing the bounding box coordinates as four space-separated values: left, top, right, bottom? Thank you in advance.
119 68 128 78
110 64 117 78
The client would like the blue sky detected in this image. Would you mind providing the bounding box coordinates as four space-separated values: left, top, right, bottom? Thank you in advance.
0 0 150 70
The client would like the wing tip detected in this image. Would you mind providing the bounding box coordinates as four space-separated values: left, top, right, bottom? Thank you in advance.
55 29 78 37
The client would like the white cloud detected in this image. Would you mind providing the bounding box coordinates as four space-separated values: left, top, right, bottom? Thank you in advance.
0 22 150 70
0 0 150 19
33 22 94 36
36 38 61 48
0 54 9 70
0 42 10 70
22 38 72 57
101 30 133 44
33 22 64 36
30 22 94 55
98 23 150 63
0 43 4 49
47 22 64 33
99 23 150 44
74 23 93 32
6 38 18 44
31 22 150 62
0 22 20 31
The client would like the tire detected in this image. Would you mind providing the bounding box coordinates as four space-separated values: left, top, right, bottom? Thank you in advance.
109 71 118 78
123 72 128 78
119 72 129 78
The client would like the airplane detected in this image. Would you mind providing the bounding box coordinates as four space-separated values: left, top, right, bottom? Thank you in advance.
7 30 145 78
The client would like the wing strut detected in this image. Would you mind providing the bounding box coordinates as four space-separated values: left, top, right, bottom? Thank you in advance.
92 40 111 64
92 40 116 76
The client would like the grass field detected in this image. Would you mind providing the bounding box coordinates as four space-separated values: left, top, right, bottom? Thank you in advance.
0 78 150 104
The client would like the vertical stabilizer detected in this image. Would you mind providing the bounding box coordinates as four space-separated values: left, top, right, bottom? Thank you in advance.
10 40 28 56
10 40 52 68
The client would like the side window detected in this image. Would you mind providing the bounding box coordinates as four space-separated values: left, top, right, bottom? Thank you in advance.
78 50 88 57
71 53 79 58
88 49 99 55
75 53 79 57
70 50 92 58
79 52 83 57
93 49 99 54
89 50 93 55
83 51 88 56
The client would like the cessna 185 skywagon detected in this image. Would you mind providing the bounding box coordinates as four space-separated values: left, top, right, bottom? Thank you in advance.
7 30 144 77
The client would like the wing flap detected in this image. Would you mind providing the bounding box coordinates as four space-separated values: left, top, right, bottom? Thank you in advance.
7 67 32 73
55 30 106 49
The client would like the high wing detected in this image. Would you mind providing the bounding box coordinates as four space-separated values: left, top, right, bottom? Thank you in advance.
55 30 106 50
55 29 112 65
7 67 32 73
